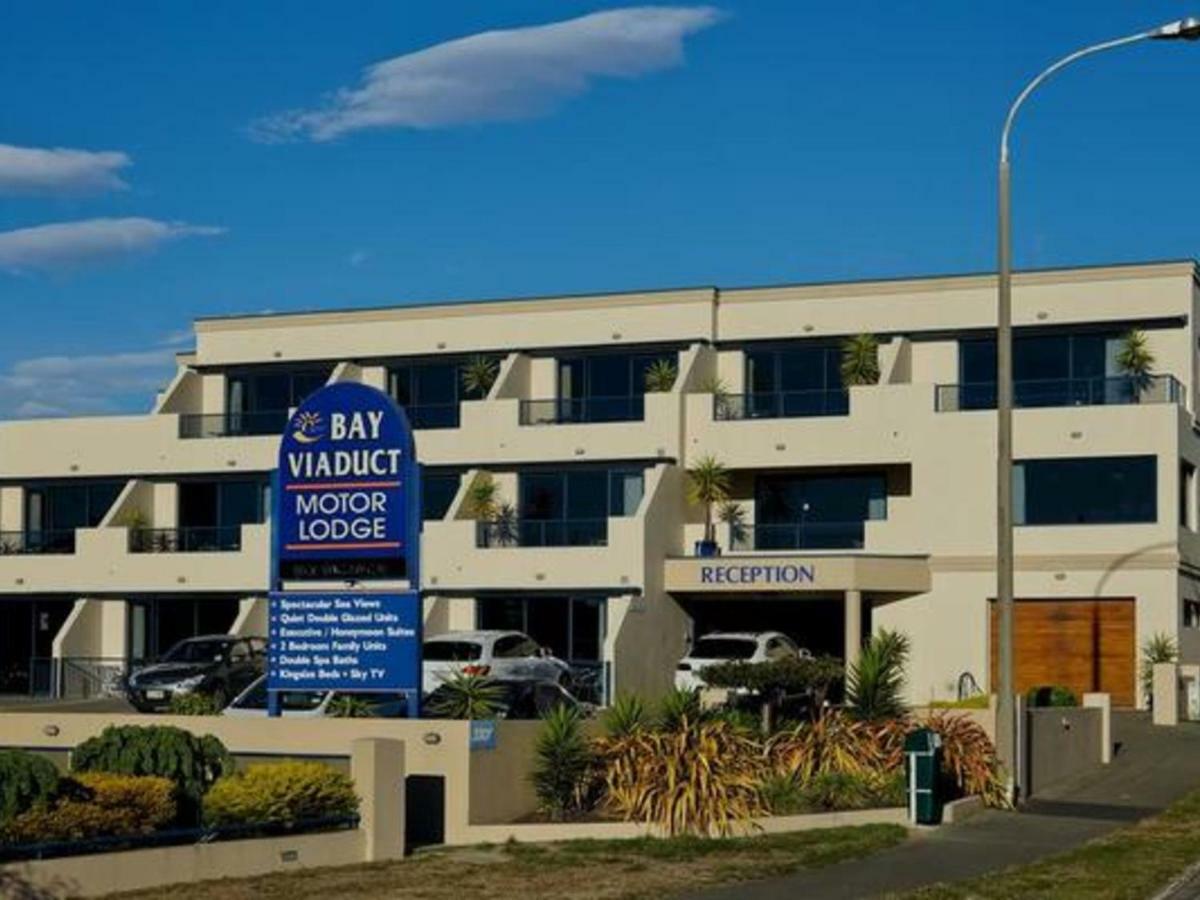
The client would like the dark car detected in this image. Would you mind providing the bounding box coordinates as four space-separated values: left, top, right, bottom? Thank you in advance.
423 678 591 720
125 635 266 712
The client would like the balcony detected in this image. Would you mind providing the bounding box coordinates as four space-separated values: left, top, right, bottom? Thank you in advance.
935 375 1183 413
475 518 608 548
0 529 77 555
715 389 850 421
729 521 866 552
128 526 244 553
178 410 289 439
404 403 461 430
519 396 645 426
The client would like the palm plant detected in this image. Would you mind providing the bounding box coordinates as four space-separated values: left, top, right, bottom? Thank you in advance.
718 500 748 549
530 705 595 821
657 687 705 731
326 695 375 718
460 355 500 399
687 455 731 548
1116 329 1155 398
644 358 678 393
1141 631 1178 707
465 472 500 520
425 673 507 719
846 629 911 720
699 374 734 419
601 693 650 739
840 333 881 386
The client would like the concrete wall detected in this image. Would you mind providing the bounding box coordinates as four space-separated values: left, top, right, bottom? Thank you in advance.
1024 707 1103 797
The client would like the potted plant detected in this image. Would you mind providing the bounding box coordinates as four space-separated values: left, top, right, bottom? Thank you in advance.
701 374 735 419
840 333 880 386
460 355 500 399
465 472 518 546
687 455 731 557
643 358 678 393
1116 329 1155 402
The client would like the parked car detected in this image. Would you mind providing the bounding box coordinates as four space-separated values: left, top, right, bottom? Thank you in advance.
423 677 592 720
675 631 807 691
421 630 569 695
125 635 266 712
222 676 409 718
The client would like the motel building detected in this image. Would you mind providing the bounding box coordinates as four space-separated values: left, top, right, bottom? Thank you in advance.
3 259 1200 710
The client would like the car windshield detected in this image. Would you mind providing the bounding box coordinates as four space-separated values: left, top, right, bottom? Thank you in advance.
691 638 758 660
423 641 483 661
162 639 232 663
232 680 325 712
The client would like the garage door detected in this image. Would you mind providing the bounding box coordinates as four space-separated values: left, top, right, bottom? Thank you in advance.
989 598 1135 707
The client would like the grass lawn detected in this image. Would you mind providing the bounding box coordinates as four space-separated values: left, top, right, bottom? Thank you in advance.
893 789 1200 900
106 824 906 900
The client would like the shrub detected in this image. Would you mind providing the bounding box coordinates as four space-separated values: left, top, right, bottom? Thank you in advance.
600 693 649 739
202 761 358 827
1025 685 1077 708
1141 632 1179 705
3 773 175 844
71 725 232 815
795 772 905 812
530 706 595 821
326 695 376 718
656 687 705 731
0 751 61 826
426 673 507 719
847 630 911 720
928 695 990 710
595 718 766 836
757 772 807 815
701 656 844 710
769 712 907 784
167 692 223 716
925 711 1010 809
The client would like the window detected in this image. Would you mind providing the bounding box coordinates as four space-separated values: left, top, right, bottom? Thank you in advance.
514 468 644 546
24 480 124 550
493 635 540 658
554 350 675 422
742 343 850 416
389 359 497 430
422 471 462 521
1182 462 1197 531
753 472 887 549
422 641 482 662
1015 456 1157 525
227 367 331 414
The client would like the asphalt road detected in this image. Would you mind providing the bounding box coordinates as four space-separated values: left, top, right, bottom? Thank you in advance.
692 713 1200 900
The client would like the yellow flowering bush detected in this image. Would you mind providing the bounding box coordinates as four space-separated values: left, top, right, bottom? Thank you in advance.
202 761 358 827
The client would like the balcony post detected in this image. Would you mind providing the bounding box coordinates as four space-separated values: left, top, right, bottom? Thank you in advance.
843 589 863 670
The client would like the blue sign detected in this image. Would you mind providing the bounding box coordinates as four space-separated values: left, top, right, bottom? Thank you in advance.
469 719 498 751
276 381 418 582
268 590 421 692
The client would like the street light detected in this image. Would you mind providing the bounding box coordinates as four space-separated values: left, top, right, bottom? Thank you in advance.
995 16 1200 801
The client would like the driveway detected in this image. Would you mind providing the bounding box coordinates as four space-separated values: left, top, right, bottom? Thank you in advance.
691 713 1200 900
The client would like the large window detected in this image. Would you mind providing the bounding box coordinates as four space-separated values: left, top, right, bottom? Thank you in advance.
24 480 124 552
155 479 271 551
957 330 1128 409
389 357 499 430
752 473 887 549
1015 456 1157 525
422 470 462 521
483 468 644 547
227 367 331 413
740 343 850 418
550 350 676 423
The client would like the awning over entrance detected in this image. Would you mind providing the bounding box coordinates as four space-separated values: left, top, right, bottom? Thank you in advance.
663 553 931 597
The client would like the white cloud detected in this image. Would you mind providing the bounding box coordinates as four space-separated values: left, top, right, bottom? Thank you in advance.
251 6 722 141
0 347 178 418
160 328 194 347
0 218 225 274
0 144 132 195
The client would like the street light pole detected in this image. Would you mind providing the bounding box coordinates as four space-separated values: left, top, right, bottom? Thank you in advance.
995 17 1200 802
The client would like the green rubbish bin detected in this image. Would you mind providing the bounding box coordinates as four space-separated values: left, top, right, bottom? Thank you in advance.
904 727 944 825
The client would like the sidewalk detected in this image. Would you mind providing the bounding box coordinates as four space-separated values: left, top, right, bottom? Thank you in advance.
691 713 1200 900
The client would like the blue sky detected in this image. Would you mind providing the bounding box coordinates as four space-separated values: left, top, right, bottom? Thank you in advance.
2 1 1200 416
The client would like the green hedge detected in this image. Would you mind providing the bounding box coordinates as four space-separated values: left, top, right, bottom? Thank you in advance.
202 761 358 827
0 750 61 825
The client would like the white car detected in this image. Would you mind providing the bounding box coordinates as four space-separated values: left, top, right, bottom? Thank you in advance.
422 630 570 696
223 675 409 718
675 631 807 691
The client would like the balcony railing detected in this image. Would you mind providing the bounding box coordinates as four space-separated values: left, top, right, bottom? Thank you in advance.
729 521 865 551
519 396 645 426
178 410 289 439
935 375 1183 413
0 529 76 555
128 526 243 553
715 389 851 421
476 517 609 548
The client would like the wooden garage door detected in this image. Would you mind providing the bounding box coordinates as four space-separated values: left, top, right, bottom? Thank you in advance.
989 598 1135 707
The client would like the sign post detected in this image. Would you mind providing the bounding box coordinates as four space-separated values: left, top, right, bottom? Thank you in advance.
267 382 422 717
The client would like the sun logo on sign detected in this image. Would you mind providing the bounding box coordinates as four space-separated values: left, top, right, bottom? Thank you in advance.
291 411 324 444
